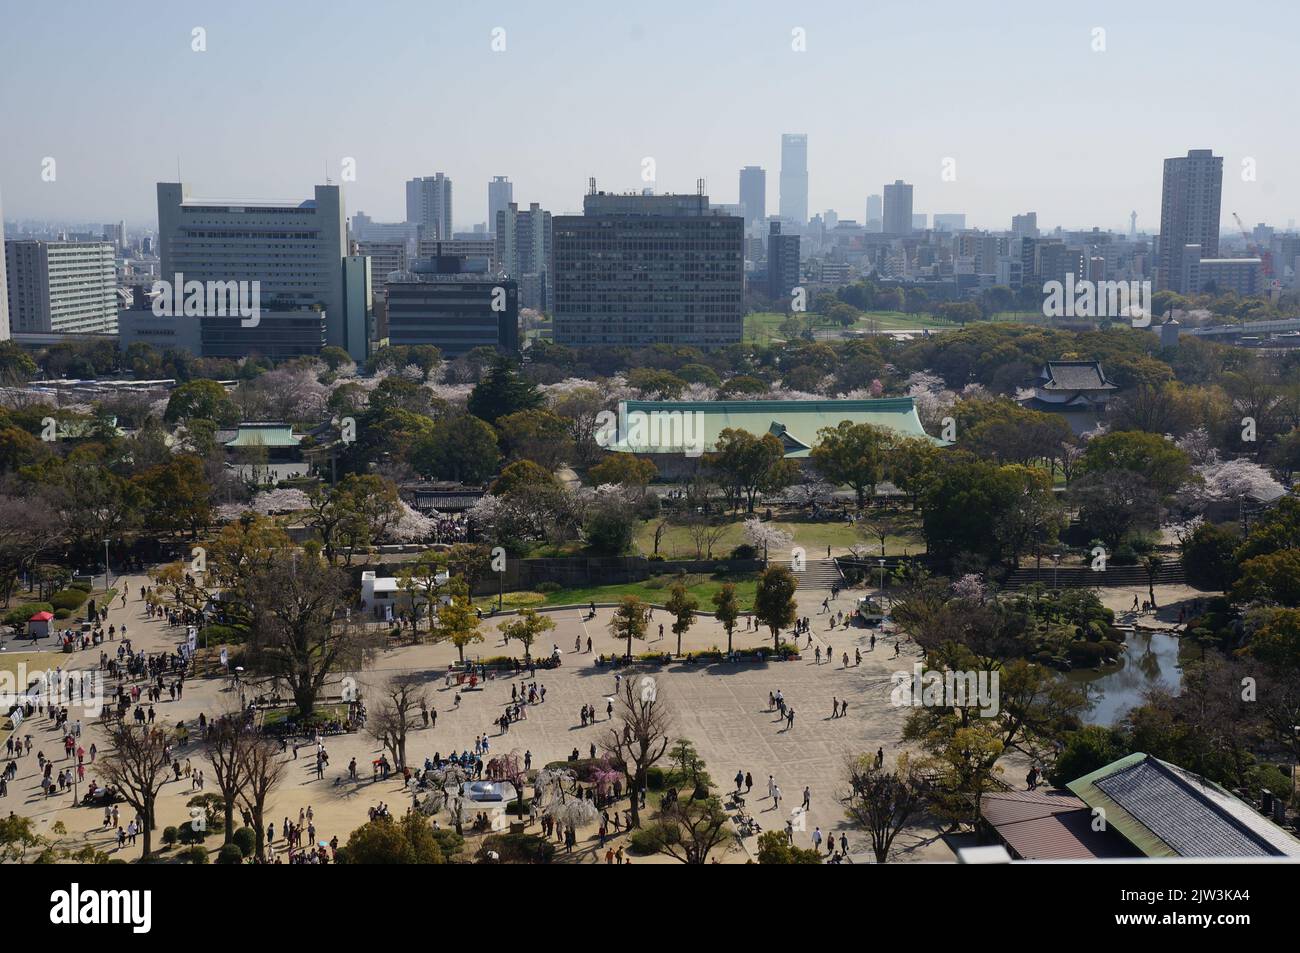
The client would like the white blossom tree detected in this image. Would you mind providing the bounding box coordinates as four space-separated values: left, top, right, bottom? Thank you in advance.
743 518 793 563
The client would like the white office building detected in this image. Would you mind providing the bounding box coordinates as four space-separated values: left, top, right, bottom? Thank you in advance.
155 182 363 360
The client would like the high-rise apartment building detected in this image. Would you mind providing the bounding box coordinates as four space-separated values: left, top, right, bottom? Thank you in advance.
779 135 808 226
766 221 800 301
155 182 359 359
356 240 408 297
405 174 453 241
865 194 883 233
739 166 766 231
0 190 8 340
494 202 553 310
553 190 744 348
488 176 513 238
1157 149 1223 292
4 240 118 334
1012 212 1039 239
883 181 913 235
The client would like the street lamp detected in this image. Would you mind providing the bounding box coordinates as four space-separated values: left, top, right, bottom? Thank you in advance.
878 558 887 611
1052 552 1062 591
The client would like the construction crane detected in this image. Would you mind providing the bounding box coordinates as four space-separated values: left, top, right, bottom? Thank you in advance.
1232 211 1273 279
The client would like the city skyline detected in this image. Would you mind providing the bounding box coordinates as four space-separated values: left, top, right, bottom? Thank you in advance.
1 0 1297 232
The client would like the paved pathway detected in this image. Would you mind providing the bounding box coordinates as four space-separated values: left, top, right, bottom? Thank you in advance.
0 573 947 863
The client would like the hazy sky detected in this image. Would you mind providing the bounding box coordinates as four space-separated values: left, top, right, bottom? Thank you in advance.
2 0 1297 233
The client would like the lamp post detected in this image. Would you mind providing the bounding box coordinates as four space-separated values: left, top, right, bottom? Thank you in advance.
1052 552 1062 591
104 539 111 590
878 558 887 612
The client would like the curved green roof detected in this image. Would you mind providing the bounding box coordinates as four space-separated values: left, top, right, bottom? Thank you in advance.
224 423 301 448
610 397 946 456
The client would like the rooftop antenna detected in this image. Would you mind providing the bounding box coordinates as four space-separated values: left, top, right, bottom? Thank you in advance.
588 177 597 195
696 178 705 196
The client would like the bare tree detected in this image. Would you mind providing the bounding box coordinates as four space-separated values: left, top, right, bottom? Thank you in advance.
683 515 729 560
246 554 379 718
599 677 671 829
238 738 287 862
842 754 925 864
203 715 254 843
99 724 172 858
369 672 428 770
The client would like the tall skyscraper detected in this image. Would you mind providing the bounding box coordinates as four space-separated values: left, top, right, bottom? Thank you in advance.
4 240 118 334
495 202 553 310
779 134 808 226
1157 149 1223 292
156 182 360 359
488 176 513 237
739 166 766 230
405 173 453 241
883 180 914 235
553 190 743 348
0 188 9 340
865 194 883 232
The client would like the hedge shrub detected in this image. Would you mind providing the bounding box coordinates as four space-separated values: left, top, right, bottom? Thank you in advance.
231 826 257 857
50 589 89 612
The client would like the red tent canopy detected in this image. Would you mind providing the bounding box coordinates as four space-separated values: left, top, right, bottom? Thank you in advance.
29 611 54 621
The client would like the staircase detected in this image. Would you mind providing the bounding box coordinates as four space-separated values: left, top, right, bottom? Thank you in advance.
769 557 843 591
1003 560 1186 590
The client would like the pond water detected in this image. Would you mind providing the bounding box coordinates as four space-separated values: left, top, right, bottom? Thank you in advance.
1066 629 1185 727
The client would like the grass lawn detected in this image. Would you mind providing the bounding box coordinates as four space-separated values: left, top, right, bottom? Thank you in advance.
848 310 955 332
635 514 926 559
261 703 349 727
744 309 955 343
475 572 762 613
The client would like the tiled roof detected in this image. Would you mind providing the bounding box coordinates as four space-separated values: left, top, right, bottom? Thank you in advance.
1039 361 1116 391
1069 754 1300 858
980 789 1135 860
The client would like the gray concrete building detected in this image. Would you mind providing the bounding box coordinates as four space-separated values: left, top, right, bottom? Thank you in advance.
883 180 914 236
385 257 517 356
1157 149 1223 292
739 166 766 231
552 190 743 348
0 190 8 340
